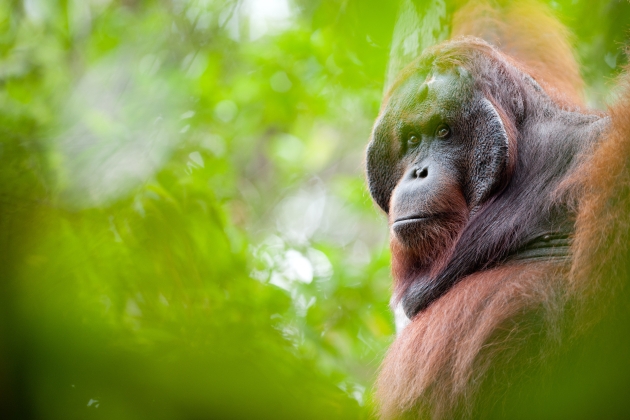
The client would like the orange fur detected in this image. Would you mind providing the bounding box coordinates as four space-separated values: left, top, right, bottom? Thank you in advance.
377 262 567 419
570 67 630 319
452 0 583 105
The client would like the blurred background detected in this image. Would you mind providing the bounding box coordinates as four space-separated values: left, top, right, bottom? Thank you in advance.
0 0 629 418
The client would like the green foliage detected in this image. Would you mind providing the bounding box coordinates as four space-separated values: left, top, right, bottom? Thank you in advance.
1 0 629 419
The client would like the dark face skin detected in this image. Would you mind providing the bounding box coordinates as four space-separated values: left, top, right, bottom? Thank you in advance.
367 66 509 257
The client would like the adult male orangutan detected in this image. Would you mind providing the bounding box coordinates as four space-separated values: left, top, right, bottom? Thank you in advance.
366 1 630 418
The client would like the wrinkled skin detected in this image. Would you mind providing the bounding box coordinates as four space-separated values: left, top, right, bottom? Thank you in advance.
368 68 509 218
367 62 513 317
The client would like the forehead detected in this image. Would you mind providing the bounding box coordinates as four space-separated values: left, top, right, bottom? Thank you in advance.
385 67 472 117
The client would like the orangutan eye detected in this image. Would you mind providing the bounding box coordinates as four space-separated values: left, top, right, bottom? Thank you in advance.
436 124 450 138
407 134 420 146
